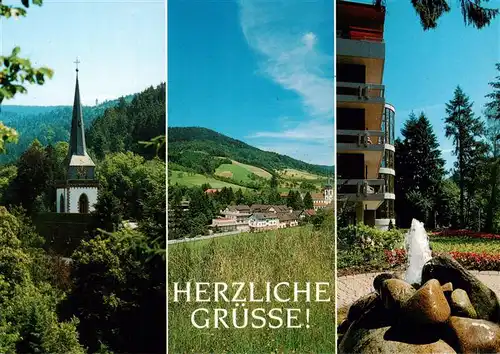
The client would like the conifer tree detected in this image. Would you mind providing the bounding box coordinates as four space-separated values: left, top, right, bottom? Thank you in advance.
395 112 445 227
444 86 486 227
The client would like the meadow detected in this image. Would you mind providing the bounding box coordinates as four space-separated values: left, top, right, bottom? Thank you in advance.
169 170 249 190
215 163 255 183
168 226 335 353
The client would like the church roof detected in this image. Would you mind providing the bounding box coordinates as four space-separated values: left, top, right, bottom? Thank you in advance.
68 68 94 167
69 153 95 167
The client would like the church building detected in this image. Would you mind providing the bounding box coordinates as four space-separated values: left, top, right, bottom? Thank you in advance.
55 65 98 213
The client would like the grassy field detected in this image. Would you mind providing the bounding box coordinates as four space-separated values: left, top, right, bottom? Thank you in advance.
168 226 335 353
278 168 326 180
232 160 272 179
169 170 249 190
215 163 254 183
430 236 500 253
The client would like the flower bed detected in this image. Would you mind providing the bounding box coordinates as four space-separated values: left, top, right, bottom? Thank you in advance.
431 229 500 240
385 249 500 271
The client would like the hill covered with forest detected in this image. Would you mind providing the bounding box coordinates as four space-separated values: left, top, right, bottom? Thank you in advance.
0 95 135 163
168 127 333 177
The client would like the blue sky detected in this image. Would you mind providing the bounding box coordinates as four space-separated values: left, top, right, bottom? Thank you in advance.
1 0 165 106
168 0 334 166
382 0 500 171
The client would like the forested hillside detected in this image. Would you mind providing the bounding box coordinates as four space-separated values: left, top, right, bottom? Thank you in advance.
87 84 166 160
168 127 333 176
0 95 134 163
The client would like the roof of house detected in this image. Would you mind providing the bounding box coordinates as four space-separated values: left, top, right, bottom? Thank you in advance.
304 209 316 216
311 193 324 200
270 205 290 213
205 189 219 194
251 213 279 220
277 212 298 222
229 204 251 211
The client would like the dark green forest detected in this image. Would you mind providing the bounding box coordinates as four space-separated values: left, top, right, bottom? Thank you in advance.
0 95 134 164
168 127 333 176
0 79 166 353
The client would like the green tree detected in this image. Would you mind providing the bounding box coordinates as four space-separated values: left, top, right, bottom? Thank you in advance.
445 86 486 227
270 174 278 189
65 229 165 353
4 139 51 213
395 112 445 227
483 63 500 231
406 0 498 30
303 191 314 209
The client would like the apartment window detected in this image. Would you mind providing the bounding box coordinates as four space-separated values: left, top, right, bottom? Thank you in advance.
337 63 366 84
337 108 365 143
383 107 396 145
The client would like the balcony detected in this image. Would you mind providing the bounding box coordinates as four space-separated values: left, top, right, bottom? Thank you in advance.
337 178 395 209
337 129 386 153
337 82 385 105
337 37 385 60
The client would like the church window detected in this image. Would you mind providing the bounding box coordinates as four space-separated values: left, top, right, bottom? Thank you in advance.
59 194 65 213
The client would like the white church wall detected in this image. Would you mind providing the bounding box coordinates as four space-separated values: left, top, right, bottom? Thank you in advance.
68 186 98 213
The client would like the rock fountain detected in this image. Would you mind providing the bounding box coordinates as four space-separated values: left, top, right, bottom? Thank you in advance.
338 219 500 353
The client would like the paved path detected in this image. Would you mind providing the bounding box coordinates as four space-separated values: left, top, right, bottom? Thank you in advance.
337 270 500 309
168 230 243 245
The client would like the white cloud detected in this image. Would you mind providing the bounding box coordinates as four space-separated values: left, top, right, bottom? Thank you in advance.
238 0 333 164
238 0 333 118
249 119 333 141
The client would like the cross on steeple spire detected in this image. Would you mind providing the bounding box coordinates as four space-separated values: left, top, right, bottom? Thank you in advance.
74 57 80 72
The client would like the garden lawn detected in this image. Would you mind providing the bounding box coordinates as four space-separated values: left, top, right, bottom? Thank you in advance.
430 236 500 254
168 226 335 353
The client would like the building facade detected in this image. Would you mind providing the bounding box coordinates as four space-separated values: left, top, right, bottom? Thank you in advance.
55 68 99 213
336 0 396 229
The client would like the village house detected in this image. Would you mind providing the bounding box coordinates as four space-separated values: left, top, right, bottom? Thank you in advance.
277 212 300 228
248 213 280 232
210 204 303 234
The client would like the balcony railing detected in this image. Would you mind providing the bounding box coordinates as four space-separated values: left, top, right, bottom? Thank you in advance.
336 27 384 43
337 129 386 146
337 82 385 101
337 179 386 196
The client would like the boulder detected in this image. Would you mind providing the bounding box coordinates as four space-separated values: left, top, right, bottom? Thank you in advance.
339 325 456 354
373 273 399 293
450 289 477 319
403 279 451 325
379 279 415 312
441 282 453 294
337 319 351 335
445 316 500 353
422 255 500 322
347 292 378 323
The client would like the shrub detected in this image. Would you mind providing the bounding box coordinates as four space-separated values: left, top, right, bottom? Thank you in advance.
337 224 404 269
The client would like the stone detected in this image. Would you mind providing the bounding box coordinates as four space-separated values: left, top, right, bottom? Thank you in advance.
373 273 399 293
445 316 500 353
379 279 415 312
347 292 378 323
441 282 453 294
339 325 456 354
337 319 351 335
450 289 477 319
403 279 451 325
422 255 500 322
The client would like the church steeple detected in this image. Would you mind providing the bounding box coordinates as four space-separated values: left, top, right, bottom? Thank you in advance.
68 58 87 156
66 59 95 181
